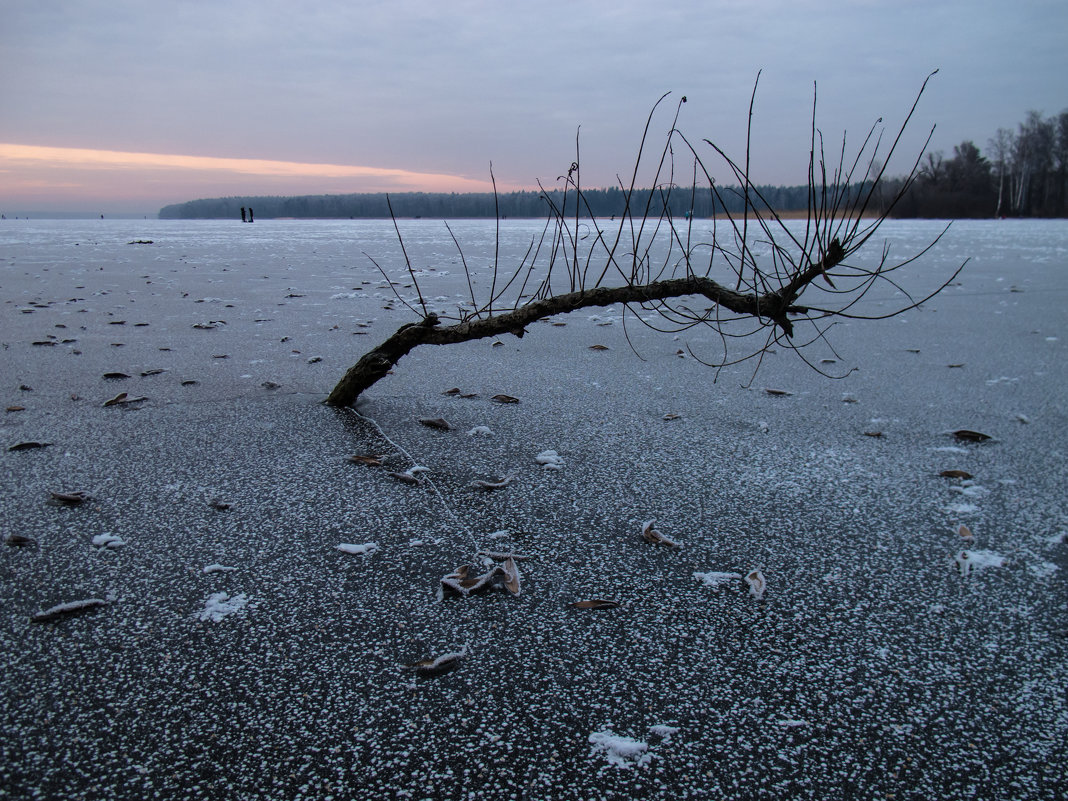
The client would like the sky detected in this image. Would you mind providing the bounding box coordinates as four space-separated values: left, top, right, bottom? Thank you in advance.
1 0 1065 215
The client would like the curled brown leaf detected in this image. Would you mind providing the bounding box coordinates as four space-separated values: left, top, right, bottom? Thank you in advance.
940 469 974 479
349 454 384 467
571 599 620 610
8 441 52 452
408 646 467 678
641 520 679 547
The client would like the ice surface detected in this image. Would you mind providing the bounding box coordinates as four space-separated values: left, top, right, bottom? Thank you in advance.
535 449 564 469
91 533 125 549
1029 561 1058 579
648 724 679 743
588 730 651 768
2 218 1066 800
197 592 248 622
955 549 1007 576
201 563 238 573
944 502 980 515
693 571 741 587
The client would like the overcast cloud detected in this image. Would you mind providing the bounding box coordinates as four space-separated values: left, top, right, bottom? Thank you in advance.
1 0 1064 213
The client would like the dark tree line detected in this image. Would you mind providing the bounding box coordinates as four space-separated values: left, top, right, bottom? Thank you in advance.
891 107 1068 218
157 184 827 221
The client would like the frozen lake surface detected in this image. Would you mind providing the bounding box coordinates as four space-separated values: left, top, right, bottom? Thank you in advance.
1 217 1066 799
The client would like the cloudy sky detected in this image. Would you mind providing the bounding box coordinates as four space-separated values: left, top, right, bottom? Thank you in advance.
1 0 1064 214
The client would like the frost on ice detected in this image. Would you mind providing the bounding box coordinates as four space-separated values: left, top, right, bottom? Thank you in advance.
1029 561 1059 579
954 549 1006 577
31 598 108 623
694 571 742 588
92 533 125 549
198 592 248 622
745 569 767 600
535 449 564 470
588 730 651 768
337 542 379 556
588 723 681 768
202 563 238 574
648 724 679 743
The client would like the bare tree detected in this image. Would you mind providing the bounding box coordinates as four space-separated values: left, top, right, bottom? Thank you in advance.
327 72 962 408
987 128 1013 218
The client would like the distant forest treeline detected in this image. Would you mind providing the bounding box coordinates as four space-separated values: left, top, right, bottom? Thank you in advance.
159 108 1068 220
158 184 830 221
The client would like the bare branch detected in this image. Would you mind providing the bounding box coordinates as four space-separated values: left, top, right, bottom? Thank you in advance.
327 74 962 407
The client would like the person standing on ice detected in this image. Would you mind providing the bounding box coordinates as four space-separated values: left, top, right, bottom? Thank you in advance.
240 207 247 223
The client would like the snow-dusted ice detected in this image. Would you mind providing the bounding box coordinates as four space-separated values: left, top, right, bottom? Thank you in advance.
337 542 379 556
535 449 564 469
92 533 125 549
588 730 651 768
197 592 248 622
201 563 237 573
694 570 742 587
2 217 1066 800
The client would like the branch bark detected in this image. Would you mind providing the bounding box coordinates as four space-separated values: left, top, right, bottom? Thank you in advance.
326 244 841 407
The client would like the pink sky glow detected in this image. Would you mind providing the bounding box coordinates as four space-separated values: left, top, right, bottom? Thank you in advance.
0 143 498 214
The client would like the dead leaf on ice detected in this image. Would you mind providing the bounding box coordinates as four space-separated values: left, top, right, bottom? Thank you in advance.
407 646 468 678
571 599 621 610
103 393 146 407
940 469 974 479
641 520 679 547
418 417 452 430
439 560 521 599
952 429 992 442
501 557 521 596
5 534 38 548
491 394 520 404
8 441 52 451
745 570 767 600
349 454 384 466
50 490 90 506
470 476 513 490
958 524 975 544
765 388 793 396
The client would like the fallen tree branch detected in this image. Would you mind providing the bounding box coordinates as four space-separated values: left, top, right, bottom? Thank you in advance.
325 245 842 406
327 72 960 408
